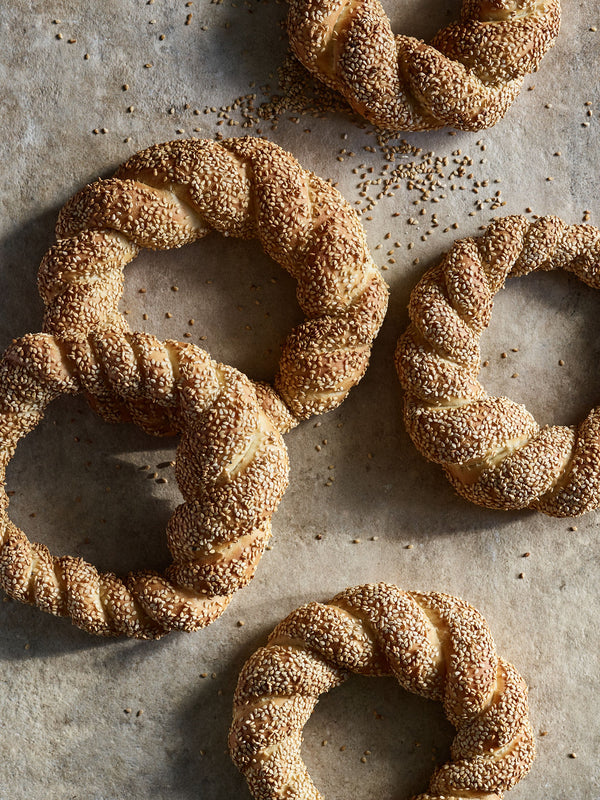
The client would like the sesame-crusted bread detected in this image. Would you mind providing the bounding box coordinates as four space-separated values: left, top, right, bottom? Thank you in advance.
230 583 535 799
0 330 289 638
396 215 600 516
287 0 561 131
38 137 388 431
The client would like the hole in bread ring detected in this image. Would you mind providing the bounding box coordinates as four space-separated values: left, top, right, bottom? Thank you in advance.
286 0 561 131
230 583 535 800
396 214 600 516
38 137 388 433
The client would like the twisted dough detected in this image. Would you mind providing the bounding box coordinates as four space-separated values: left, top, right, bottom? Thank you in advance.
0 330 288 638
230 583 535 800
38 137 388 432
287 0 561 131
396 215 600 517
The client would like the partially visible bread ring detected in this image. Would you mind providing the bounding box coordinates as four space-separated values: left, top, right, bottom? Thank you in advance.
287 0 561 131
38 137 388 432
395 215 600 516
0 330 288 638
230 583 535 800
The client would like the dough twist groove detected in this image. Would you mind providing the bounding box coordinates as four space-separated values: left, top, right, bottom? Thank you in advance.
230 583 535 800
0 329 288 638
396 214 600 516
38 137 388 432
287 0 560 131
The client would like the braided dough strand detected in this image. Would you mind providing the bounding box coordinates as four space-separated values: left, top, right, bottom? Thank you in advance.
230 583 534 800
396 215 600 516
0 329 288 638
38 137 388 430
287 0 560 131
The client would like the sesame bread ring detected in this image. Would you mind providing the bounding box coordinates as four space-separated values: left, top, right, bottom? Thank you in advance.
38 137 388 433
287 0 561 131
0 330 288 638
396 215 600 517
230 583 535 800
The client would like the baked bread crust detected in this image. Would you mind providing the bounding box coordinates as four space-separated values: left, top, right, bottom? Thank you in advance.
38 137 388 432
8 137 388 637
230 583 535 800
0 331 288 638
287 0 561 131
395 215 600 516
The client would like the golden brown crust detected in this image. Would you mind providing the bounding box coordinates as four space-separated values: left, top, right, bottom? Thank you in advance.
0 331 289 638
395 215 600 517
287 0 561 131
18 137 387 636
230 583 535 800
38 137 388 429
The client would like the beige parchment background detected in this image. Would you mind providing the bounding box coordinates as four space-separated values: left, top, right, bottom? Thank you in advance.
0 1 598 798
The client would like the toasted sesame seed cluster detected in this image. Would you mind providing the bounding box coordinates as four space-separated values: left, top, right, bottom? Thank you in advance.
396 214 600 516
38 137 389 430
230 583 535 800
0 330 289 638
287 0 561 131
